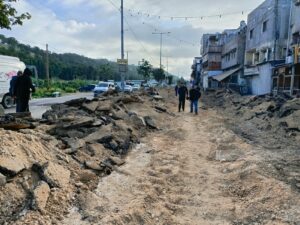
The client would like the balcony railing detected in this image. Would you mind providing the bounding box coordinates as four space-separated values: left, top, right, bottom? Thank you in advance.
203 45 222 54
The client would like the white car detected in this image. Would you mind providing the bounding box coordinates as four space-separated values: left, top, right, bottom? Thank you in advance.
94 82 115 97
124 85 133 93
132 84 141 91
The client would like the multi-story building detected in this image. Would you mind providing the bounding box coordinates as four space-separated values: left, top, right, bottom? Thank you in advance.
272 0 300 96
291 0 300 95
201 33 223 89
191 57 203 86
244 0 292 95
212 21 247 92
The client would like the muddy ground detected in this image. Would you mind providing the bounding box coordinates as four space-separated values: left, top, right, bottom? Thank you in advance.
0 89 299 225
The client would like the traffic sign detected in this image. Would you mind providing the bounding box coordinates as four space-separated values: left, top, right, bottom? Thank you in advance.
117 59 128 65
119 64 128 72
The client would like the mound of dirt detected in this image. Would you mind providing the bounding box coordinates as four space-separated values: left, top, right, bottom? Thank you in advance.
203 89 300 192
0 91 172 224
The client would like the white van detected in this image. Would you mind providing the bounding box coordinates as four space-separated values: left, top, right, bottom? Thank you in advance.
0 55 26 108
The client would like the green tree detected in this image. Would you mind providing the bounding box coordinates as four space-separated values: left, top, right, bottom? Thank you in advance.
137 59 152 81
152 68 165 82
0 0 31 29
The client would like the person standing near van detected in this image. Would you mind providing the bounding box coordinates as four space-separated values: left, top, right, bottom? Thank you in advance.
10 71 23 112
13 68 35 112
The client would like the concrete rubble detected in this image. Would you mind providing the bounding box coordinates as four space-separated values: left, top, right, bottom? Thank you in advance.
203 89 300 191
0 90 168 224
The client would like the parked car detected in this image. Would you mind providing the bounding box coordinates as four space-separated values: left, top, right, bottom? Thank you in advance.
124 85 133 93
93 82 115 97
78 84 96 92
132 84 141 91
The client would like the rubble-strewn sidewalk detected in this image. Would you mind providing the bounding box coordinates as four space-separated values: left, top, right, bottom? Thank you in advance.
0 90 171 224
203 90 300 191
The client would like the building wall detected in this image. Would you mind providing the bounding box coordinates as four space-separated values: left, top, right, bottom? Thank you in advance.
222 23 247 70
291 1 300 44
245 0 291 65
249 64 273 94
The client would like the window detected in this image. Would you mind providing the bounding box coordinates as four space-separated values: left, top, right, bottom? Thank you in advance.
250 29 254 39
262 21 268 32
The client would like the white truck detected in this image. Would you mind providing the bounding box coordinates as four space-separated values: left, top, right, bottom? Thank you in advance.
0 55 26 108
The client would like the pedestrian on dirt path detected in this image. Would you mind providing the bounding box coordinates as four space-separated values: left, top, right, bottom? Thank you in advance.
189 86 201 115
178 83 188 112
13 68 35 113
10 71 23 112
175 84 179 96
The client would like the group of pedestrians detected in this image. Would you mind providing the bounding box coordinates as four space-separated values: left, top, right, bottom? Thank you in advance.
175 83 201 115
10 68 35 112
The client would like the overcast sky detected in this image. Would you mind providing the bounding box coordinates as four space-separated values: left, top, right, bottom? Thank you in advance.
0 0 264 78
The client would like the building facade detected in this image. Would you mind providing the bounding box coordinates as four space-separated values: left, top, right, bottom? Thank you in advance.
191 57 203 86
201 33 223 89
216 21 247 93
244 0 292 95
272 0 300 96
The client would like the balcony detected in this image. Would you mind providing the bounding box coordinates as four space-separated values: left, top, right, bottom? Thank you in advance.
203 62 222 70
203 45 222 54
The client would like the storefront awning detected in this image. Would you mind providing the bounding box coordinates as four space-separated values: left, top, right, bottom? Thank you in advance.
212 67 241 82
203 70 223 77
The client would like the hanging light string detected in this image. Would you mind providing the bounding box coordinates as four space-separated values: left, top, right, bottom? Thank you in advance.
125 11 199 47
125 7 249 21
105 0 158 65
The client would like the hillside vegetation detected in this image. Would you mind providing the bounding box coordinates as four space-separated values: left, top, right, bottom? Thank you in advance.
0 35 142 81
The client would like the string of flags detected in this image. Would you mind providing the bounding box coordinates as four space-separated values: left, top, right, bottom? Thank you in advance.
125 7 248 21
125 12 199 47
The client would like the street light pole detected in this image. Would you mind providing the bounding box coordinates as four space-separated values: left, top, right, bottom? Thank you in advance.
120 0 125 90
121 0 124 60
152 32 170 69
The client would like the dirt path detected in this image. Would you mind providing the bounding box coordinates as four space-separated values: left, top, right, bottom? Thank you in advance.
63 103 300 225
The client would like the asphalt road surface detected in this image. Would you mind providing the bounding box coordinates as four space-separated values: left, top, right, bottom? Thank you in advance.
5 92 93 118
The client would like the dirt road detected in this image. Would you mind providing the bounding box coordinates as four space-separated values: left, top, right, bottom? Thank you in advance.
64 97 299 224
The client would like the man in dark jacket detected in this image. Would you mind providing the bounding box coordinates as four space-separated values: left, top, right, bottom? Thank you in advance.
175 84 179 96
13 68 35 112
189 86 201 115
10 71 23 112
178 83 188 112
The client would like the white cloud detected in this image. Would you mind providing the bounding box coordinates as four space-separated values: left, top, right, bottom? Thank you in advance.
0 0 265 78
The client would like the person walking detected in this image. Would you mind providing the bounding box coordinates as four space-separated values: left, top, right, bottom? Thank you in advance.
178 83 188 112
175 84 179 96
189 86 201 115
13 68 35 112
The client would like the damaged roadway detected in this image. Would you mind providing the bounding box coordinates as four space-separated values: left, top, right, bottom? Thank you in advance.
0 88 299 225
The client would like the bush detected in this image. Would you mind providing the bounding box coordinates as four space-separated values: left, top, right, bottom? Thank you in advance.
31 79 91 98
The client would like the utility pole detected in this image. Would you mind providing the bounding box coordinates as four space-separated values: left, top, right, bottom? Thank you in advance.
46 44 50 89
120 0 125 90
152 32 170 69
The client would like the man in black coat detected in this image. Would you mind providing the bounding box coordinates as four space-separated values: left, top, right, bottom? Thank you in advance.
189 86 201 115
13 68 35 112
178 83 188 112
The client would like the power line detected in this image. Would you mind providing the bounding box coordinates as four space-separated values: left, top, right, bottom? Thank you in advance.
126 7 250 21
104 0 157 66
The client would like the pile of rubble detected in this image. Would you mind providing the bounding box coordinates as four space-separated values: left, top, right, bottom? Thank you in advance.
204 90 300 147
203 89 300 191
0 91 171 224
